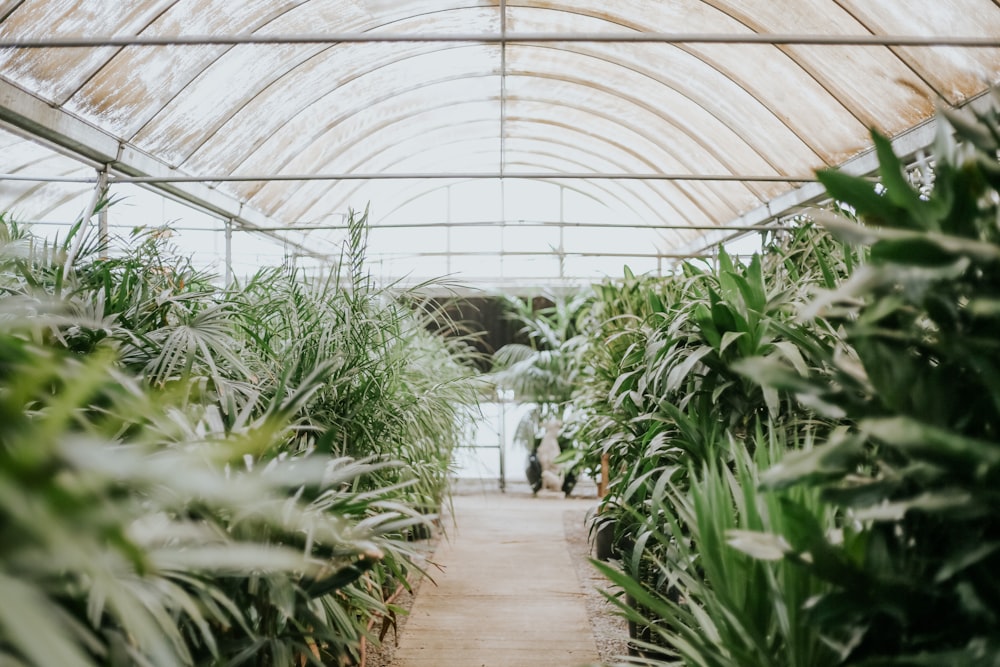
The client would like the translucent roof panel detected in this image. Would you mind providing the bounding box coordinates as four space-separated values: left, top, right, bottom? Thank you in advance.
0 0 997 290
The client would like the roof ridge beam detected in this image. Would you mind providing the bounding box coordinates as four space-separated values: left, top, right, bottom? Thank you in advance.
0 32 998 47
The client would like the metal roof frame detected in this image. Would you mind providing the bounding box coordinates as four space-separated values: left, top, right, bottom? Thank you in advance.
0 1 997 289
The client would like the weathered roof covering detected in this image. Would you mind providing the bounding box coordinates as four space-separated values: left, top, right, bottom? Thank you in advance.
0 0 997 287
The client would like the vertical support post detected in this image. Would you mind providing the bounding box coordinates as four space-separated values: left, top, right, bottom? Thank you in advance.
446 184 452 276
97 165 110 259
598 452 610 498
499 0 507 180
224 218 233 288
498 395 507 493
497 193 505 277
64 167 108 274
558 186 566 279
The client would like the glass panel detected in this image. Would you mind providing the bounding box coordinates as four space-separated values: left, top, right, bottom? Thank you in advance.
447 181 502 224
229 230 290 278
368 225 447 255
503 180 561 222
501 225 561 254
563 227 663 256
493 254 562 281
379 188 450 225
0 0 997 292
447 253 504 279
449 225 502 254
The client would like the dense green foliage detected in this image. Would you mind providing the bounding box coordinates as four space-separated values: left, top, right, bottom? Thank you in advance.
0 212 477 666
578 96 1000 666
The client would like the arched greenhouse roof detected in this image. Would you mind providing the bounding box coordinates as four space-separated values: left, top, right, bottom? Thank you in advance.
0 0 998 290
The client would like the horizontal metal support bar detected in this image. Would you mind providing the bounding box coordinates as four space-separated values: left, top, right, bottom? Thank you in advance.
0 79 328 261
0 173 97 182
0 32 997 48
252 220 795 232
18 217 796 234
368 249 712 259
687 89 998 258
107 172 816 184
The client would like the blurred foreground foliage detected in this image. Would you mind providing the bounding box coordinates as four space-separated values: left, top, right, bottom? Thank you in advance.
0 211 479 666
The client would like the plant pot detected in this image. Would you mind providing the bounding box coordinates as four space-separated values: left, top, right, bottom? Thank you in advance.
594 520 616 561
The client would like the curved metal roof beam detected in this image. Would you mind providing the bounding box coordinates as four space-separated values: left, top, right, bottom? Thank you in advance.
190 46 499 176
831 0 1000 105
205 28 796 196
291 136 675 233
507 46 822 170
0 2 27 23
60 0 184 105
828 0 944 100
695 0 933 132
504 113 743 216
213 48 500 181
224 49 791 203
289 132 668 225
375 177 609 226
122 1 349 140
247 70 771 213
0 0 182 106
131 5 499 162
258 95 740 227
322 138 691 239
277 99 721 223
506 4 856 162
247 66 781 209
63 2 313 135
311 119 719 237
504 99 758 210
504 122 729 223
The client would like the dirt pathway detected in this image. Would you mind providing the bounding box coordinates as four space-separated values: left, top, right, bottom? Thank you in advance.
392 489 602 667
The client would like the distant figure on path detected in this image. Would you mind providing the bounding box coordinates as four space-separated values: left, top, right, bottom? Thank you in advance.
536 419 563 492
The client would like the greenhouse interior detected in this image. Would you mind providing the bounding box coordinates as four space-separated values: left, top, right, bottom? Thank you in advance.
2 2 1000 666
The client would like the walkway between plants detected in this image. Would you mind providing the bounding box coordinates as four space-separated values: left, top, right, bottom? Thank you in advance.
393 487 601 667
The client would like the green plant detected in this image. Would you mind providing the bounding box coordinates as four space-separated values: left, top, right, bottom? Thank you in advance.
0 314 413 667
732 96 1000 664
0 207 479 666
596 423 838 667
491 291 592 484
491 291 589 411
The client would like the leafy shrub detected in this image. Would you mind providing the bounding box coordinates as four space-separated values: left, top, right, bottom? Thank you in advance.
0 209 477 666
736 96 1000 664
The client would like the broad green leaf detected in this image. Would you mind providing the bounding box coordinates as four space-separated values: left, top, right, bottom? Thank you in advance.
853 490 978 522
0 574 95 667
861 416 1000 469
872 130 933 230
870 237 954 266
760 430 865 490
772 341 809 377
935 542 1000 583
719 330 746 354
665 345 713 393
726 530 789 561
817 169 904 227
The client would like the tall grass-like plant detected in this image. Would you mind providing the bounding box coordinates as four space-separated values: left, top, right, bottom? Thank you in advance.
0 207 479 665
0 311 415 667
575 223 862 662
596 424 838 667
